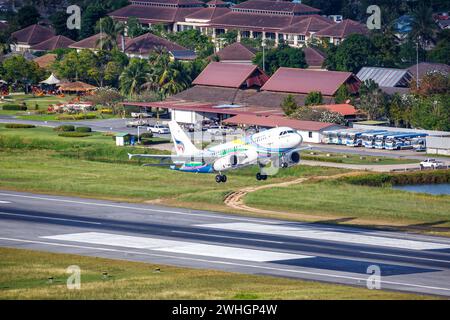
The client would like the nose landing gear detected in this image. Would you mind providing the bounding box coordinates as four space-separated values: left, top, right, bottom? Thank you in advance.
215 174 227 183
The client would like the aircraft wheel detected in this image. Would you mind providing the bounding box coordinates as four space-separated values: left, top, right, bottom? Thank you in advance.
281 162 288 168
221 175 227 183
215 175 222 183
256 172 262 181
261 174 268 180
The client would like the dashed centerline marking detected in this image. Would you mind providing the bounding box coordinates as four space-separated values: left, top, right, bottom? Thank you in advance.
0 212 102 225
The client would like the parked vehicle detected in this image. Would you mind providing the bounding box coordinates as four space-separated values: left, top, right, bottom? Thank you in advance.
126 119 149 127
207 125 234 136
131 112 154 118
384 133 428 150
420 159 445 169
148 124 170 134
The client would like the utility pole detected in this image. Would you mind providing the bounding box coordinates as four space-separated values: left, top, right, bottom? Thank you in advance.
262 38 266 72
416 37 420 90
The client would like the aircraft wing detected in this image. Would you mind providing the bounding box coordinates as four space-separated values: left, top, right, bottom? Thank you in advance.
286 145 313 153
128 153 216 163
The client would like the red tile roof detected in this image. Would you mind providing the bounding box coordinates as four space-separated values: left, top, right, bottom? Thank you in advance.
407 62 450 80
310 103 358 116
303 47 327 68
207 0 228 6
109 4 202 23
223 114 337 131
124 32 186 55
313 19 368 38
214 42 257 61
185 6 230 21
232 0 320 14
69 33 129 50
33 53 57 69
192 62 269 88
11 24 55 45
261 68 358 96
31 35 75 51
279 15 334 34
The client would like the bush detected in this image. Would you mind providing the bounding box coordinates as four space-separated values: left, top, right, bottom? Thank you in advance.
75 126 92 133
139 132 153 139
339 170 450 187
58 132 91 138
5 123 35 129
54 125 75 132
1 104 27 111
57 113 97 120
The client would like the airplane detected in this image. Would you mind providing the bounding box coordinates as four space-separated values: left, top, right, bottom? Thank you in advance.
128 120 310 183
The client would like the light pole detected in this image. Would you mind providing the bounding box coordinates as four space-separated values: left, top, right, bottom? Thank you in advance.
137 125 147 144
262 38 266 72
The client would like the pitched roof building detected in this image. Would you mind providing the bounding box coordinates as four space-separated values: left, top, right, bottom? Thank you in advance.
213 42 257 64
261 67 360 96
30 35 75 51
124 32 188 57
69 33 117 51
407 62 450 81
11 24 55 52
313 19 368 45
356 67 413 87
192 62 269 88
33 53 57 69
303 47 327 69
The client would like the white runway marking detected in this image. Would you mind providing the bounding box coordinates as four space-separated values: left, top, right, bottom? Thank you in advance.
0 201 11 204
0 212 102 225
171 230 285 244
198 223 450 251
1 236 450 294
42 232 312 262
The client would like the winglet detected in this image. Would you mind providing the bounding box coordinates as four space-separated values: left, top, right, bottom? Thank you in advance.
128 153 133 160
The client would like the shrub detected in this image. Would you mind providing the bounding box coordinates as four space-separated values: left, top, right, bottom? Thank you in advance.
5 123 35 129
58 132 91 138
75 126 92 133
53 125 75 132
57 113 97 120
1 104 27 111
139 132 153 139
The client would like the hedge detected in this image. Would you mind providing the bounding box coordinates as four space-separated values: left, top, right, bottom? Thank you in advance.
5 123 35 129
57 113 97 120
139 132 153 139
58 132 91 138
338 170 450 187
53 125 75 132
1 104 27 111
75 126 92 133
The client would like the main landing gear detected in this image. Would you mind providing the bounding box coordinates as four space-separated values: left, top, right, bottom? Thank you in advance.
215 174 227 183
256 172 268 181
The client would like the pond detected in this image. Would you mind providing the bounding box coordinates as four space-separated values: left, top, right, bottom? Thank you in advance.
393 184 450 195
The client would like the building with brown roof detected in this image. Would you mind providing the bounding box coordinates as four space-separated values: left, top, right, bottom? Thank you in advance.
313 19 368 45
213 42 257 64
179 0 231 33
69 33 113 51
278 15 334 47
261 67 360 96
193 62 269 88
11 24 55 52
124 32 189 58
407 62 450 82
30 35 75 52
303 47 327 69
33 53 57 69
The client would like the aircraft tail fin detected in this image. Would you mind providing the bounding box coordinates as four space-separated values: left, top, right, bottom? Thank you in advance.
168 121 200 156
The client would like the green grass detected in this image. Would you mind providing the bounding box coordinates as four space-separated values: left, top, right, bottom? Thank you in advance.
245 180 450 226
0 248 433 300
302 151 418 165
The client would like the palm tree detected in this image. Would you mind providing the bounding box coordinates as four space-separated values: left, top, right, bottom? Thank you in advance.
96 17 125 51
119 59 149 97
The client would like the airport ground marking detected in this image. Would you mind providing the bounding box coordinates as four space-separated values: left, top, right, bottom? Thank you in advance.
0 212 102 225
1 236 450 294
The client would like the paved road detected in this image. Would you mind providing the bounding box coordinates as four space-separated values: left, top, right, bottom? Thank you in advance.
1 190 450 297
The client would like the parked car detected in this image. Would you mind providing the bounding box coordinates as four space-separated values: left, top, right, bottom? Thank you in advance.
420 159 445 169
207 125 235 136
148 124 170 134
126 119 148 128
131 112 154 118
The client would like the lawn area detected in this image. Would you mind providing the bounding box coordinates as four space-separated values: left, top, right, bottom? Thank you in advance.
302 151 418 165
0 94 116 121
0 247 432 300
245 179 450 226
0 125 346 205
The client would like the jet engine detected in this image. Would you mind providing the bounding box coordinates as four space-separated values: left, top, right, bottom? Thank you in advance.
213 149 258 171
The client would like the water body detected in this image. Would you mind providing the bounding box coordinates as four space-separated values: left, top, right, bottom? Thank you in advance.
393 184 450 195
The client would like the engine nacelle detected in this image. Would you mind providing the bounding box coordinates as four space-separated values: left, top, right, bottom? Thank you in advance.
213 149 259 171
289 151 300 164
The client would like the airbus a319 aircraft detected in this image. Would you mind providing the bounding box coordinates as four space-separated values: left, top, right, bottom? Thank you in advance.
129 121 309 183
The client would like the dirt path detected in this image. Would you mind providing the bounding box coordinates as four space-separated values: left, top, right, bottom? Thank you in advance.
224 172 358 217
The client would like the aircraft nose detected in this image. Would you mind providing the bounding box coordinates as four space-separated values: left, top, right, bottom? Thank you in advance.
294 132 302 146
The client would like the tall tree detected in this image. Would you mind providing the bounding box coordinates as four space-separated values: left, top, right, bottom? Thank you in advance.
80 3 106 39
357 80 388 120
119 58 149 97
95 16 125 51
253 44 307 75
17 5 40 28
126 17 147 38
409 4 437 48
281 94 298 116
304 91 323 106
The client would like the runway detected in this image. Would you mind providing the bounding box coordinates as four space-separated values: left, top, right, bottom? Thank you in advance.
1 190 450 297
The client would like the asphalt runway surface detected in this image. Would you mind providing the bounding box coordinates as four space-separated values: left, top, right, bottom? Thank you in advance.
1 190 450 297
